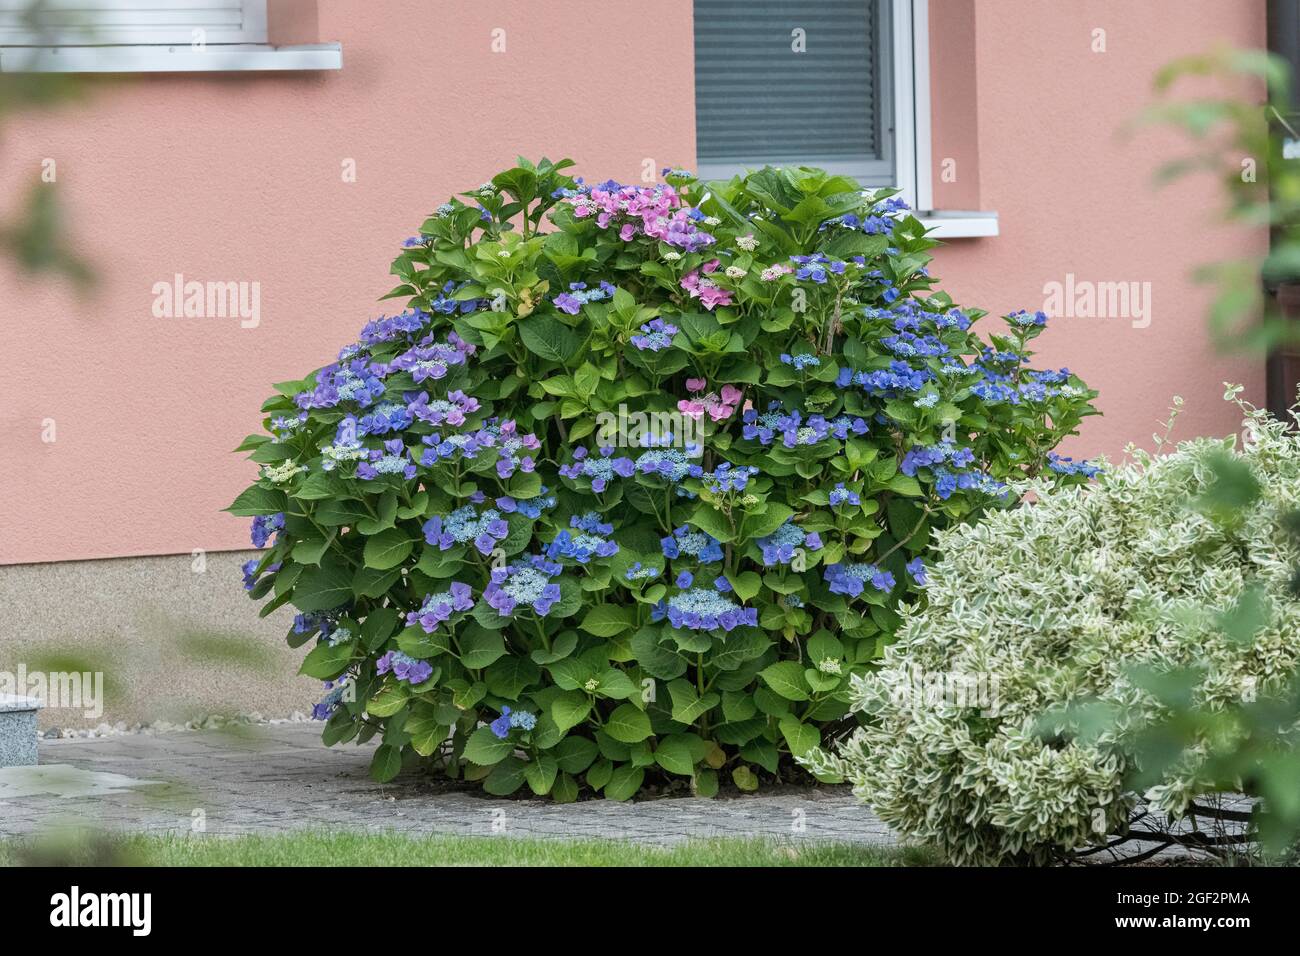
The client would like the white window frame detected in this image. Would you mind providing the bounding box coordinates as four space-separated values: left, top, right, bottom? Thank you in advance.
692 0 995 238
899 0 998 237
0 0 340 72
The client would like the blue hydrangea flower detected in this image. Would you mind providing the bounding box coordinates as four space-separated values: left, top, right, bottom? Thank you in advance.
356 439 418 481
1047 453 1101 478
742 403 862 448
377 650 434 685
837 360 931 398
700 463 758 494
311 677 351 721
900 441 1006 500
661 525 724 563
489 706 513 739
489 705 538 739
357 308 431 346
241 558 280 591
756 521 822 566
560 445 636 493
357 401 414 437
424 506 509 555
624 561 662 582
631 318 680 351
546 513 619 564
554 281 615 315
496 486 557 519
408 388 480 426
484 555 564 617
250 512 284 549
381 333 475 383
906 557 927 585
634 447 704 483
406 582 475 632
779 352 822 370
1008 309 1048 328
824 563 895 597
651 585 757 632
828 483 861 507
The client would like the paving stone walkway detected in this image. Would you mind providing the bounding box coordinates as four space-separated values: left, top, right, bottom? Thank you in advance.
0 722 896 847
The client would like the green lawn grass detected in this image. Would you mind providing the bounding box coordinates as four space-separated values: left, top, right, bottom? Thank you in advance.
3 831 938 867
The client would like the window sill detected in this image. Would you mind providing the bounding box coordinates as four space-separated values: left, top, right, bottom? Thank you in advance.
917 210 999 238
0 43 342 73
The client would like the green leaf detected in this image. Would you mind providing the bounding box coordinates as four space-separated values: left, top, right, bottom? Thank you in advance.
667 679 720 725
778 715 821 757
353 565 402 599
629 626 688 681
603 763 645 801
298 639 354 679
363 528 414 570
406 707 448 757
580 605 635 637
483 756 528 795
485 656 540 700
459 628 507 669
292 563 353 612
396 624 452 659
586 758 613 791
360 608 401 651
653 734 698 776
550 690 592 733
519 315 585 364
759 661 811 701
693 768 719 798
726 571 763 603
226 485 287 517
524 754 559 796
731 764 759 792
463 726 513 766
551 772 579 803
554 735 599 773
369 744 402 783
604 703 653 743
688 503 736 543
365 681 410 717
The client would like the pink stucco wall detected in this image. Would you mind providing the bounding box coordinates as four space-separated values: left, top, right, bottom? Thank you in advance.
0 0 1269 565
927 0 1266 459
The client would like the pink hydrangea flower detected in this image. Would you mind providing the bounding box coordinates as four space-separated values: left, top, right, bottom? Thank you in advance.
680 268 734 311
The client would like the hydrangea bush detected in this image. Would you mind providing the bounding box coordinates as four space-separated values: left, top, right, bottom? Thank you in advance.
230 158 1097 800
804 390 1300 863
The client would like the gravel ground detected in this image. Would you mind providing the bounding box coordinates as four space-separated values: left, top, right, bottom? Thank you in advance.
0 721 897 847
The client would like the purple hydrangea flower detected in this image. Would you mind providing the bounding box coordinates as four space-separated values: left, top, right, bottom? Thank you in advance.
483 555 565 618
560 446 636 493
423 506 509 556
377 650 434 685
406 582 475 632
250 512 285 549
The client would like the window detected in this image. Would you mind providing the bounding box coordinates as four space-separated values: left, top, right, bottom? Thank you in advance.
0 0 341 71
693 0 994 233
0 0 267 45
694 0 896 186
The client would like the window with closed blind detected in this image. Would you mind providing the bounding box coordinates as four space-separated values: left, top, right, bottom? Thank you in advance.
0 0 267 46
694 0 899 187
0 0 341 71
